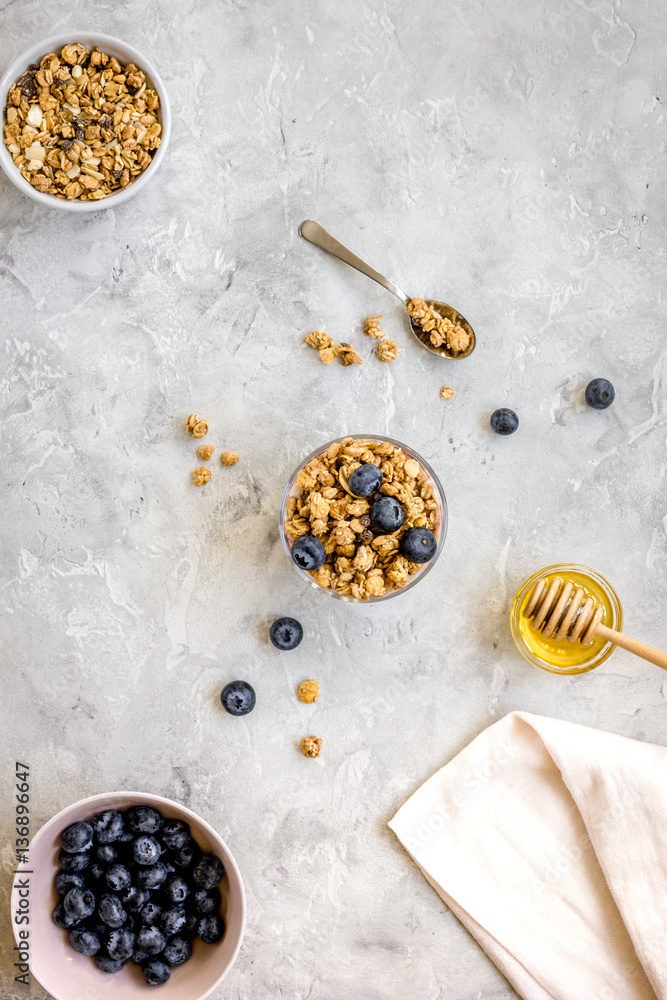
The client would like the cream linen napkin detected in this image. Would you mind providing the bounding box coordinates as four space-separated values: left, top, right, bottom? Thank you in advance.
388 711 667 1000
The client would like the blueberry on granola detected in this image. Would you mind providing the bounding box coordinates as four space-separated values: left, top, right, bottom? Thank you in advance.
221 680 256 716
348 463 383 497
269 616 304 650
400 527 438 563
290 535 326 571
370 495 404 533
585 378 615 409
490 408 519 435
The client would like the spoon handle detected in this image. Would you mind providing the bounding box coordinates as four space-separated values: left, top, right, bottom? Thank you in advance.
299 220 408 304
596 623 667 670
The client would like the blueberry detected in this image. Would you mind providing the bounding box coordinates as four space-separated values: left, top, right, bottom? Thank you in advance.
161 819 190 851
127 805 164 835
193 854 225 890
105 864 131 891
348 463 383 497
98 893 127 929
290 535 326 571
490 408 519 435
120 886 150 913
61 821 93 854
139 901 162 926
87 863 106 885
585 377 615 409
142 958 170 986
94 843 116 865
132 948 149 965
53 901 79 929
400 527 438 564
106 926 135 961
162 936 192 967
69 927 100 956
136 924 167 956
370 495 404 534
182 911 199 938
162 860 176 874
90 921 109 939
58 850 90 873
133 835 162 866
160 905 187 936
198 913 225 943
136 862 167 890
96 954 125 974
63 886 96 920
91 810 125 844
193 887 221 915
162 877 190 904
221 680 256 716
54 871 84 896
269 617 303 651
172 840 201 871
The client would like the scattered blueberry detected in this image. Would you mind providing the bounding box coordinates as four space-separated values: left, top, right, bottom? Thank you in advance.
98 893 127 929
162 877 190 904
172 840 201 870
58 850 90 873
54 871 84 896
348 463 383 497
162 936 192 967
69 928 100 957
61 821 94 854
139 902 162 926
161 819 190 851
400 527 438 564
133 835 162 866
193 854 225 890
91 810 124 844
53 902 79 930
160 905 187 936
136 862 167 890
63 886 96 920
490 408 519 435
585 377 615 409
193 887 221 915
198 914 225 944
96 954 126 974
106 926 135 961
370 495 404 533
290 535 326 571
120 886 150 912
221 680 256 716
136 924 167 956
127 805 164 835
269 616 303 650
95 843 117 865
142 958 171 986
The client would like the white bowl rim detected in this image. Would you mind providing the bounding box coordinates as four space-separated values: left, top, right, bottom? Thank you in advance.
0 32 171 212
10 790 246 1000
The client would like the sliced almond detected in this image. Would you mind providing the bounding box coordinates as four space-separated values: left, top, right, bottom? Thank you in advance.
81 166 104 179
71 64 83 79
26 105 43 127
27 159 43 171
135 82 146 99
65 164 80 179
24 143 46 162
338 469 354 496
7 143 20 154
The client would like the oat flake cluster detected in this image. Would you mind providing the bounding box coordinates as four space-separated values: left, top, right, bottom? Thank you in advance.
3 43 161 200
285 438 439 599
407 297 471 354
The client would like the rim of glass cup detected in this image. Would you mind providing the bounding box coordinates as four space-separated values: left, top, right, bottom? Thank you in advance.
509 563 623 675
279 434 448 603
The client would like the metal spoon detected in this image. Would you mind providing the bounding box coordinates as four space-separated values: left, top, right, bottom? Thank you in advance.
299 219 475 360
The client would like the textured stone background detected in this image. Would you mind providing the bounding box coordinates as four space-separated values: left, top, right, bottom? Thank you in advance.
1 0 666 997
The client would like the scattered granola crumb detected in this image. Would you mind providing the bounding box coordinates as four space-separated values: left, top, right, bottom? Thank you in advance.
407 298 471 354
193 467 211 487
197 444 215 460
337 343 363 366
300 735 322 758
305 330 339 365
185 413 200 434
192 420 209 439
3 44 161 201
297 679 320 704
364 315 385 339
378 338 398 363
440 386 455 399
221 451 239 466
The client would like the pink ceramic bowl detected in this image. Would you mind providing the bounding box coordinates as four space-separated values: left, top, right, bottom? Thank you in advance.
11 791 245 1000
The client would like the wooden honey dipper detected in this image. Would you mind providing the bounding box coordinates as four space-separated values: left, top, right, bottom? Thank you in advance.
524 576 667 670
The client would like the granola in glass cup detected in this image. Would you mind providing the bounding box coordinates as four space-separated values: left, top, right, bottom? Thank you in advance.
279 435 447 602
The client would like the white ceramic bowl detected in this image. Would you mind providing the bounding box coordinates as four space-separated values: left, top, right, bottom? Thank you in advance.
10 791 245 1000
0 33 171 211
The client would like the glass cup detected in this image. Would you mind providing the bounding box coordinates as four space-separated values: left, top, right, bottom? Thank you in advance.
279 434 447 603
